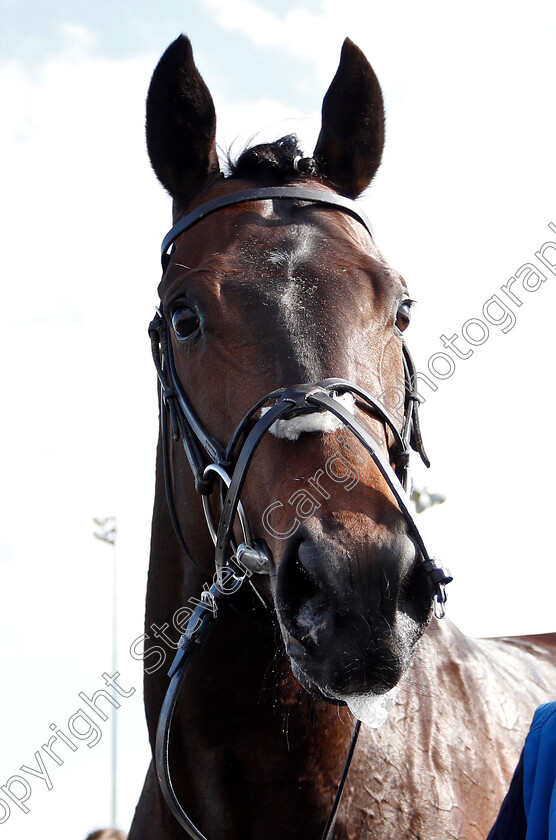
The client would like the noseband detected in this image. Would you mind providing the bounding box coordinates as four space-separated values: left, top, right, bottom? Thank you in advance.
149 186 453 840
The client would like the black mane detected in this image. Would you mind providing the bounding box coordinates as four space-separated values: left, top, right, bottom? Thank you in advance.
227 134 318 185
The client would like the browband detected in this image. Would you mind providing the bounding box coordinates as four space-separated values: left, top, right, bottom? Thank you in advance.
161 187 375 269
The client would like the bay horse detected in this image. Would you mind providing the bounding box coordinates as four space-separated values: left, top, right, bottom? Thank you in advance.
128 36 556 840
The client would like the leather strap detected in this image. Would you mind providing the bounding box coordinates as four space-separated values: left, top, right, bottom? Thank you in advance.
211 383 452 613
156 582 362 840
161 186 375 269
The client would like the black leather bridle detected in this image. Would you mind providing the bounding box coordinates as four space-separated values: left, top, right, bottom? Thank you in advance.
149 186 453 840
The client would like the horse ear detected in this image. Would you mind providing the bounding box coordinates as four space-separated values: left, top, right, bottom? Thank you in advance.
146 35 220 206
314 39 385 198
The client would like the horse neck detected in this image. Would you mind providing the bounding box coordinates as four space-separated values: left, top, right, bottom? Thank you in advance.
143 447 357 834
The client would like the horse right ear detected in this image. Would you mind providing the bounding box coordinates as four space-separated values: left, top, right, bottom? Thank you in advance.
313 39 385 198
146 36 220 207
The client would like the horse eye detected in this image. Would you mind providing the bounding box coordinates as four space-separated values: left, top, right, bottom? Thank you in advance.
396 300 412 332
171 306 200 340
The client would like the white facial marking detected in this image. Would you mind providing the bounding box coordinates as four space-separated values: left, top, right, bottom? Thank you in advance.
262 392 356 440
268 228 314 275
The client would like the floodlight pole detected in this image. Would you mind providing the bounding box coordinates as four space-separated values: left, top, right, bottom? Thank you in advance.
93 516 118 828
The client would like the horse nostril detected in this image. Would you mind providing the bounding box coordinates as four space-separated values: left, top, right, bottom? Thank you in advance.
278 540 320 619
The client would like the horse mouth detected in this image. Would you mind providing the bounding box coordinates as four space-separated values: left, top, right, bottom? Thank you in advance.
288 656 346 704
284 626 405 700
287 644 399 730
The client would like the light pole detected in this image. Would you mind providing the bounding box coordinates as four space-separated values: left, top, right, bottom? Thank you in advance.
93 516 118 828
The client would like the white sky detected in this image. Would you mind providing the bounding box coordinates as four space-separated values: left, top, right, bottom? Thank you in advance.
1 1 555 837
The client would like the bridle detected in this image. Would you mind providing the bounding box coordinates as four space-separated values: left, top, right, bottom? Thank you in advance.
149 186 453 840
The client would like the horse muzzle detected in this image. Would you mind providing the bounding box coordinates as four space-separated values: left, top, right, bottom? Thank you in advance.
274 524 430 697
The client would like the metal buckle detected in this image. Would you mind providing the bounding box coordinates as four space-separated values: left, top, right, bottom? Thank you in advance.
201 463 271 579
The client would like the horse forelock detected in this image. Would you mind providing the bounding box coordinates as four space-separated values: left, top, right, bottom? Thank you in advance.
226 133 320 187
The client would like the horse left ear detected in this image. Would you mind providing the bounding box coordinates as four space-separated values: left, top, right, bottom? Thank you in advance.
314 39 385 198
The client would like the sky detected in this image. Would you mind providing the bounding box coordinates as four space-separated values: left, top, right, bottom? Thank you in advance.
1 0 555 837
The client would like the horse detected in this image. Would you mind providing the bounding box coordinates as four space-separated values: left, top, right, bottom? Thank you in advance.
128 35 556 840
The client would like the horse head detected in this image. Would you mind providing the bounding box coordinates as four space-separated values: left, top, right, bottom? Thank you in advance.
146 35 438 709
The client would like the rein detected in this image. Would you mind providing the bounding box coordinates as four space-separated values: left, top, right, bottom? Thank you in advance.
149 186 453 840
